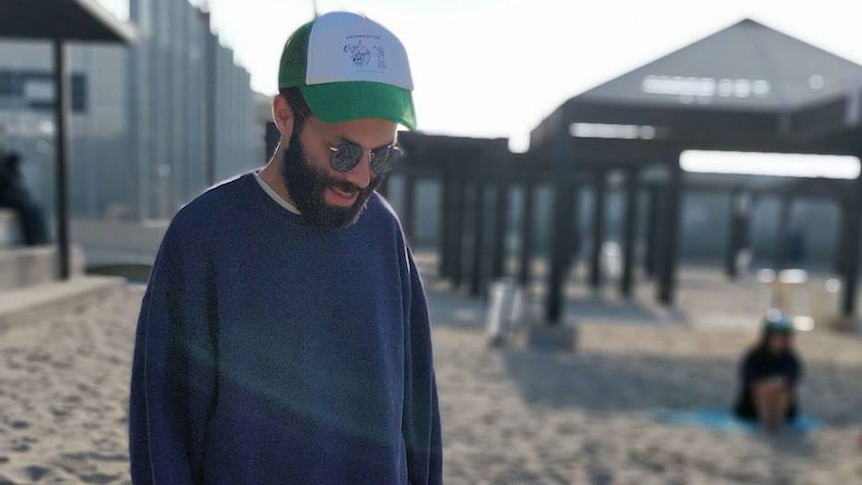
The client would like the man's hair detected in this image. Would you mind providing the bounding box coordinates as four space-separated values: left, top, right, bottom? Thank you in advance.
279 87 311 127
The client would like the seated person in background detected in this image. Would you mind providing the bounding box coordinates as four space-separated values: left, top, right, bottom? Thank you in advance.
0 125 49 246
733 310 804 433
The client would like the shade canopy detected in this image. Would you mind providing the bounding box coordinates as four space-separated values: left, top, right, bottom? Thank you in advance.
0 0 135 43
578 19 862 111
530 19 862 159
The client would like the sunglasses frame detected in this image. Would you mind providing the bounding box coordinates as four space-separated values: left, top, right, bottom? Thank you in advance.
299 115 403 176
327 142 404 175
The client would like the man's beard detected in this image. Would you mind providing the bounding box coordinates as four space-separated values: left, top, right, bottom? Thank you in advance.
281 131 379 230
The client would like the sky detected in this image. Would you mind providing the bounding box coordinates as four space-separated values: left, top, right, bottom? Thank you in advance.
97 0 862 175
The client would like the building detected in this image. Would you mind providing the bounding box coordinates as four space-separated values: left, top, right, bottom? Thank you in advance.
0 0 259 223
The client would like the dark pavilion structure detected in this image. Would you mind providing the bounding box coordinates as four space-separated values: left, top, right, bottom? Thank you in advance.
0 0 135 279
385 19 862 325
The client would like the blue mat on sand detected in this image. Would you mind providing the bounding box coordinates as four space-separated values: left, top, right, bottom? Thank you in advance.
654 409 823 433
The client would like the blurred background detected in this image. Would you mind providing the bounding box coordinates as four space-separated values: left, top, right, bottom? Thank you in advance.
2 0 862 483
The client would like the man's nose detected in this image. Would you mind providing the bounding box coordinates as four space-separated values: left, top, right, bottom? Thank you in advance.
342 152 372 189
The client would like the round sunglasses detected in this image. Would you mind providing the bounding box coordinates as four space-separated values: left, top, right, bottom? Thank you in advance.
303 118 403 175
327 141 404 175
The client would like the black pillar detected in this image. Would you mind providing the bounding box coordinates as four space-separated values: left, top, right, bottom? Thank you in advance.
377 174 390 198
264 122 279 161
403 174 416 242
491 181 509 280
589 171 607 290
518 183 535 286
725 191 752 279
546 178 576 324
841 169 862 316
724 190 740 279
203 12 216 187
571 185 582 264
833 199 849 275
53 39 71 280
774 195 792 270
450 176 466 288
437 170 451 278
644 185 660 279
657 157 683 306
620 168 639 298
469 184 486 297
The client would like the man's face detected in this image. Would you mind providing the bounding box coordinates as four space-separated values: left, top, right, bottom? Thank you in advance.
281 116 396 229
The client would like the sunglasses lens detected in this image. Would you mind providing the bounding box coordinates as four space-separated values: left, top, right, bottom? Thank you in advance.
331 143 363 172
371 146 403 175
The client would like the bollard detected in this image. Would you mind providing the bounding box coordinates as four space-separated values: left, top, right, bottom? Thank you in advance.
601 241 623 282
758 268 807 315
776 269 807 316
486 280 514 347
509 286 526 333
810 279 842 331
0 210 20 247
735 249 753 277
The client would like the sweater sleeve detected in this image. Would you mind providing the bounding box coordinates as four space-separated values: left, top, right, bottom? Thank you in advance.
401 247 443 485
129 219 218 484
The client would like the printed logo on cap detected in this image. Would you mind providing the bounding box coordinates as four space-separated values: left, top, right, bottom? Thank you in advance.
306 12 413 90
343 36 386 71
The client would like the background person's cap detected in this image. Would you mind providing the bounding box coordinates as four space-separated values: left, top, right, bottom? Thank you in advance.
762 309 795 333
278 12 416 130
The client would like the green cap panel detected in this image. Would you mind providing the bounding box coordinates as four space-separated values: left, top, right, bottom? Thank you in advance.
278 20 313 89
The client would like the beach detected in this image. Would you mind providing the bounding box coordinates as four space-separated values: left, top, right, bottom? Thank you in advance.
2 267 862 484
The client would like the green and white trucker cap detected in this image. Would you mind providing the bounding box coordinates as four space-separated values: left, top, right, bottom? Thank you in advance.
278 12 416 130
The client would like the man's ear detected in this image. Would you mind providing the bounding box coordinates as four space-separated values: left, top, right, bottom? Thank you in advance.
272 94 296 140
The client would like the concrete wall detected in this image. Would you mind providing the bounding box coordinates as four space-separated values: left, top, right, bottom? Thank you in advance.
70 218 168 266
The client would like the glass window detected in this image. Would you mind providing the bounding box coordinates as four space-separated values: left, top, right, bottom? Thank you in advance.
72 74 87 113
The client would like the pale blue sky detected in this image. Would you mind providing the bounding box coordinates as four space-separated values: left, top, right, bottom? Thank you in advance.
98 0 862 162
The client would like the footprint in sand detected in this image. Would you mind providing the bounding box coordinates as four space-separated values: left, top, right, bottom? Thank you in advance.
11 440 30 453
51 406 70 419
57 451 129 469
10 420 29 430
27 352 51 364
79 472 122 484
11 464 55 483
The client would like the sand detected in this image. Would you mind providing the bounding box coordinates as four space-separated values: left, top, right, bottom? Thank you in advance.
0 289 138 484
1 266 861 484
434 319 862 484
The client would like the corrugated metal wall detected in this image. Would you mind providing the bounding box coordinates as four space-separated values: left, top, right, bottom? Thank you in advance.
0 0 259 223
129 0 256 220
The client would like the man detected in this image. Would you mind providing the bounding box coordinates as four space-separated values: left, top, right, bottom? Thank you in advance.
129 12 441 484
0 125 49 246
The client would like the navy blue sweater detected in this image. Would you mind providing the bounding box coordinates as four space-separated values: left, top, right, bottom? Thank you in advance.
129 173 442 484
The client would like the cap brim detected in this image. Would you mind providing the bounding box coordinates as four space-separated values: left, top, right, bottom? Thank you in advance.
300 81 416 130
